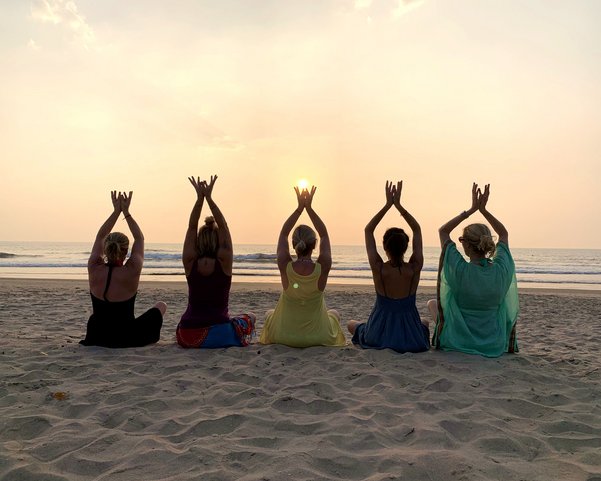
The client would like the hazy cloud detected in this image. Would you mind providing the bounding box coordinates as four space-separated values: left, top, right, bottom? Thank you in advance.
392 0 425 18
30 0 61 23
204 135 244 151
354 0 425 20
355 0 373 10
30 0 95 48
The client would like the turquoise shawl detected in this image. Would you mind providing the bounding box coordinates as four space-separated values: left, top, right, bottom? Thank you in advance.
433 241 519 357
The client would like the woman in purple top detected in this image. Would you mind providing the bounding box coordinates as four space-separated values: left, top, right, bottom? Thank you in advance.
176 175 255 348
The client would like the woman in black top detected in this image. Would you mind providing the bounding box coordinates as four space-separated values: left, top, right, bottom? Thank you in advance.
81 191 166 348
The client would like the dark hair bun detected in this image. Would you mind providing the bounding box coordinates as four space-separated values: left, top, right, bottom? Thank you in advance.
383 228 409 266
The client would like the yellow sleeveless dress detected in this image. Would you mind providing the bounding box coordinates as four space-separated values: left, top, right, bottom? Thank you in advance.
259 261 346 347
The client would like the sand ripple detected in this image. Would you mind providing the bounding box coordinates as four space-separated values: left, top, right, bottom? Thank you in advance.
1 280 600 480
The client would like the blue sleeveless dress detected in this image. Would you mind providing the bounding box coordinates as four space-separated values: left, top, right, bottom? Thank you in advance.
352 293 430 353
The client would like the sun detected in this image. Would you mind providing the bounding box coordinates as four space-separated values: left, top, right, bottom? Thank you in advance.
297 178 309 190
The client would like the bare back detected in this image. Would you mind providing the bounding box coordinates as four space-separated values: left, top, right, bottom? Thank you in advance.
88 262 141 301
192 256 232 277
373 261 421 299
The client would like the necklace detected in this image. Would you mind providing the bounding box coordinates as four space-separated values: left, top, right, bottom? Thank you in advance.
297 257 313 263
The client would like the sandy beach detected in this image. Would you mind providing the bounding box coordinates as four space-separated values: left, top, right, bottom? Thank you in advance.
1 278 600 481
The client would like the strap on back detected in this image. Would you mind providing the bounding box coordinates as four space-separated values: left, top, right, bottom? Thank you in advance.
103 264 114 301
381 261 416 298
379 263 387 297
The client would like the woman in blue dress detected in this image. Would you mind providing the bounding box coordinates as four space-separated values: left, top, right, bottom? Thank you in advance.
347 181 430 353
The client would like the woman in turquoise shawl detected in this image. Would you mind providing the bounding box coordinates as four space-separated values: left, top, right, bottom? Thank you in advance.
428 183 518 357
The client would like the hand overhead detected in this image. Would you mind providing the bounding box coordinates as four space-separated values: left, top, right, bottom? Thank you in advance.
188 176 204 199
393 180 403 210
111 191 121 213
294 186 304 211
303 186 317 209
120 191 133 215
478 184 490 212
470 182 481 214
204 175 217 200
384 181 395 207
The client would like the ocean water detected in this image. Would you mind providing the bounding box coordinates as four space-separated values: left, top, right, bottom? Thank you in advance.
0 241 600 290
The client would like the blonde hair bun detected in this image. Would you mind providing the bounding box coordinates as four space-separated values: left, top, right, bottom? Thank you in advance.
292 224 317 257
478 235 496 254
197 217 218 258
462 223 496 257
103 232 129 265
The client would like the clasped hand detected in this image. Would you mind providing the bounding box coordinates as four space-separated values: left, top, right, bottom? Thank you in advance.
470 183 490 213
384 180 403 210
111 190 133 215
189 175 218 200
295 185 316 211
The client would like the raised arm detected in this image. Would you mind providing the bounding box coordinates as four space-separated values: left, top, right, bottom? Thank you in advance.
478 184 509 245
120 191 144 270
394 181 423 269
202 175 233 269
183 177 204 274
365 181 395 270
303 186 331 273
276 187 304 272
88 191 122 268
438 183 480 247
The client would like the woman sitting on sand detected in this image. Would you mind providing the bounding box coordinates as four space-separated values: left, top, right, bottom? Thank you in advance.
348 181 430 353
81 191 166 348
428 183 519 357
176 175 255 348
259 185 346 348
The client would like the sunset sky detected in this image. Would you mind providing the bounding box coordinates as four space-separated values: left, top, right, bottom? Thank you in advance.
1 1 600 248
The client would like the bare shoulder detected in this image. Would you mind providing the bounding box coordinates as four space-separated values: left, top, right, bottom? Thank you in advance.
277 253 292 272
124 257 143 273
406 258 423 273
87 258 104 273
88 251 104 266
369 255 384 272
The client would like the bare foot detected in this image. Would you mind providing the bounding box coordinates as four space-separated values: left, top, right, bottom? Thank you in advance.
155 301 167 316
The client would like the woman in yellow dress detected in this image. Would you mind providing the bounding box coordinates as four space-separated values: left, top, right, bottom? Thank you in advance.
259 185 346 348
